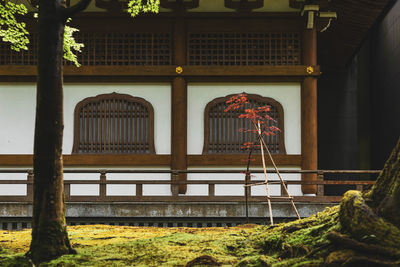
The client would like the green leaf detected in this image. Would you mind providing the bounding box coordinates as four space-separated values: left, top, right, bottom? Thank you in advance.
0 0 29 51
63 19 84 67
127 0 159 17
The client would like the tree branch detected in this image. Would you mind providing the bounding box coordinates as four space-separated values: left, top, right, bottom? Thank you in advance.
62 0 92 18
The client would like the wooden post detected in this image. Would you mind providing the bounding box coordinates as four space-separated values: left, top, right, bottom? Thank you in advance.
171 15 188 194
301 24 318 194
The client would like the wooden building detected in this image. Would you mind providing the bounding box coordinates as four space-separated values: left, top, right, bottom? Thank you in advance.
0 0 397 227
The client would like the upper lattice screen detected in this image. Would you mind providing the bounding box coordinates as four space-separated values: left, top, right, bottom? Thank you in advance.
188 32 301 66
70 33 172 66
0 31 300 66
0 32 172 66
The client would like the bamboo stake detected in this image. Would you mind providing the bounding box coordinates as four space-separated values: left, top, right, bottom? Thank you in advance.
259 132 301 219
257 121 274 225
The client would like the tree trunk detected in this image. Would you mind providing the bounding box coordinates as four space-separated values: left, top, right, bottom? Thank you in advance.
250 139 400 266
339 138 400 247
328 137 400 265
365 137 400 227
27 0 73 263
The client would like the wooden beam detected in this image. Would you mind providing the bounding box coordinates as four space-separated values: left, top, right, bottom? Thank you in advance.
301 26 318 194
188 154 301 167
0 65 320 78
177 65 321 77
0 154 171 167
0 154 300 167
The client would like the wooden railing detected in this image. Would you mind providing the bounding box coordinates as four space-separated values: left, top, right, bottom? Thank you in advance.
0 169 379 203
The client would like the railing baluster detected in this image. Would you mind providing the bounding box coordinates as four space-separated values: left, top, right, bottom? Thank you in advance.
100 172 107 200
317 170 324 196
27 170 33 201
0 169 380 203
245 172 251 223
208 183 215 197
64 181 70 201
356 184 363 192
136 183 143 198
280 181 288 196
171 172 179 196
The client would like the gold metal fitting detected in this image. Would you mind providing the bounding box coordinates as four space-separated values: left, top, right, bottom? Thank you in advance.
306 66 314 74
176 66 183 74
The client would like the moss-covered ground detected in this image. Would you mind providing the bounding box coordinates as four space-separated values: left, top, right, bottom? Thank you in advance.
0 206 340 266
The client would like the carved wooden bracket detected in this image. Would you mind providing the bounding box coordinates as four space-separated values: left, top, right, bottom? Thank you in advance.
160 0 199 11
30 0 70 8
289 0 330 9
95 0 127 12
224 0 263 12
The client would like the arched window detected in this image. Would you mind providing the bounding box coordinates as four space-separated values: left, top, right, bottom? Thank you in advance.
72 92 155 154
203 93 286 154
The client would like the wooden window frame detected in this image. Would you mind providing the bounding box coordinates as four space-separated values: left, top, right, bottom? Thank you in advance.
202 93 286 155
72 92 155 154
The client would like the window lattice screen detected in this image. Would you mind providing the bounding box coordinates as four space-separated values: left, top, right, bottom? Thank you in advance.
203 94 286 154
73 93 155 154
0 33 171 66
1 32 299 66
188 32 301 66
0 33 38 65
69 32 171 66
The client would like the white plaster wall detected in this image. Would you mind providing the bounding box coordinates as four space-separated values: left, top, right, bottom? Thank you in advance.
187 83 301 155
0 83 171 154
0 83 36 154
0 83 301 156
0 171 27 196
0 83 171 196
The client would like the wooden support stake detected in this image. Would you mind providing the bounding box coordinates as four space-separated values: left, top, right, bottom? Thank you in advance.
258 121 274 225
259 135 301 219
